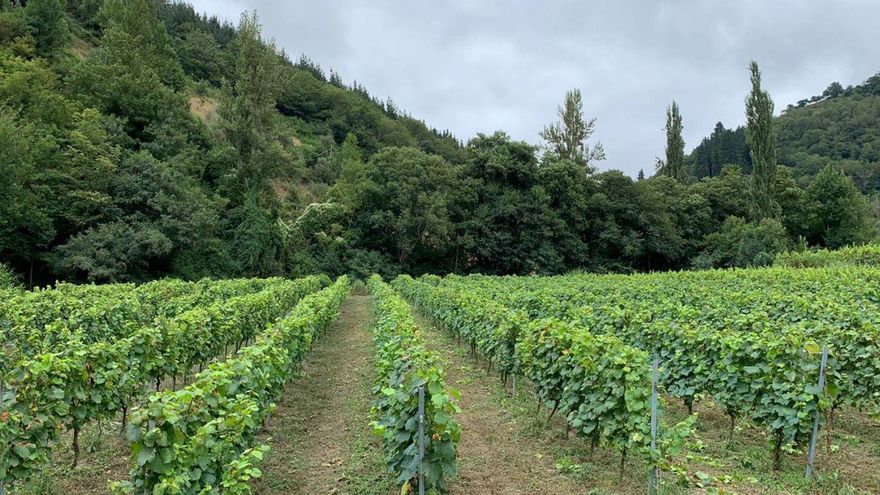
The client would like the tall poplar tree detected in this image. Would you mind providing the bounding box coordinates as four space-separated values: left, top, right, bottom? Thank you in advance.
663 100 685 180
540 89 605 172
745 61 778 218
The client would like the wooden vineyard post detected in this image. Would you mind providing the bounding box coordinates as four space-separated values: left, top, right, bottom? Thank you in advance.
805 346 829 479
648 358 659 495
418 385 426 495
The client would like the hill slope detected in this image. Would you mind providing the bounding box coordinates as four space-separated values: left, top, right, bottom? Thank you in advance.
0 0 875 285
689 73 880 192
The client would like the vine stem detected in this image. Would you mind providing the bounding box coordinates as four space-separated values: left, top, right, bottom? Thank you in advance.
72 425 80 467
773 431 784 471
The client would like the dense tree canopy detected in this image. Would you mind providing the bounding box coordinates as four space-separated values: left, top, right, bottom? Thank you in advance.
689 73 880 194
0 1 876 285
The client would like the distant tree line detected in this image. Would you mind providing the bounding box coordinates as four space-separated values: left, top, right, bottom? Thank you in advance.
689 72 880 195
0 0 875 285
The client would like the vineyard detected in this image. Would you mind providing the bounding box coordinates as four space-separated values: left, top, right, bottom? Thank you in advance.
1 267 879 494
0 275 348 494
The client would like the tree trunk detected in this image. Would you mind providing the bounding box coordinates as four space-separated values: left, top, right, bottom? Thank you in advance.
72 426 80 467
728 414 735 442
546 403 559 425
772 431 784 470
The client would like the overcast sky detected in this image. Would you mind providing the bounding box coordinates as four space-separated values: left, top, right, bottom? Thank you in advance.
189 0 880 176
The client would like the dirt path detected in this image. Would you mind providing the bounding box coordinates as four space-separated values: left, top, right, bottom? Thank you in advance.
256 293 394 495
413 311 588 495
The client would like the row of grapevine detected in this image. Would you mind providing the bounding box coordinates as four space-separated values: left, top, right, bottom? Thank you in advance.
1 276 287 359
0 276 324 486
439 269 880 413
775 243 880 268
113 276 350 495
366 276 460 494
433 271 854 467
392 275 689 470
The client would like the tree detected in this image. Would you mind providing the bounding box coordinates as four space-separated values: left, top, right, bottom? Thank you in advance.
661 101 685 180
691 165 751 226
219 11 286 197
0 109 54 278
329 132 367 209
52 220 173 282
458 133 565 274
176 27 226 85
689 122 751 178
540 89 604 171
70 0 187 141
695 216 789 269
98 0 185 90
640 176 713 267
745 61 778 219
0 262 20 288
24 0 70 56
354 146 460 268
226 193 284 277
805 164 873 248
51 150 226 281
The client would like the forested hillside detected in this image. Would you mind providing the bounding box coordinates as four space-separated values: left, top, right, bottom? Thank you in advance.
689 74 880 191
0 0 876 285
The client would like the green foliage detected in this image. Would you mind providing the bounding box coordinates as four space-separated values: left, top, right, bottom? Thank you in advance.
691 73 880 195
459 132 566 274
0 261 19 288
395 275 695 470
0 108 55 268
540 88 604 171
695 216 789 268
219 11 289 200
775 243 880 268
431 268 879 468
0 0 876 282
689 123 751 178
779 73 880 192
24 0 70 57
2 276 328 487
52 219 173 282
227 194 285 277
115 277 348 494
353 147 461 270
659 100 685 180
175 26 228 85
367 276 460 493
745 61 779 219
99 0 185 90
804 165 874 248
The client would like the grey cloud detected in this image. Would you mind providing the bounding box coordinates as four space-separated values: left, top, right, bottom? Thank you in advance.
189 0 880 176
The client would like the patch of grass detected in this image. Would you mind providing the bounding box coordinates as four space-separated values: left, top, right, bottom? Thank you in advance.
338 328 396 495
7 419 131 495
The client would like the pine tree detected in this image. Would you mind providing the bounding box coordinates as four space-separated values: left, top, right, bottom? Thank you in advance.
540 89 605 172
637 169 645 181
664 100 685 180
745 61 778 219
